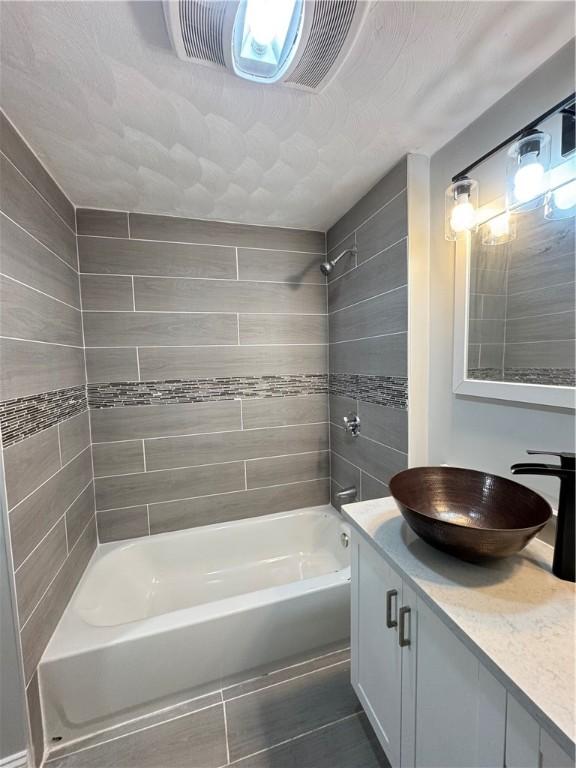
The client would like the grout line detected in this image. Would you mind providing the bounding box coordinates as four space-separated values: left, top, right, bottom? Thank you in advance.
329 282 407 316
506 278 575 297
331 422 407 455
135 348 141 381
96 476 329 513
0 272 81 312
12 478 93 573
78 271 325 286
235 246 239 280
327 186 407 253
141 439 147 471
504 309 574 322
81 309 327 315
330 330 407 345
243 460 248 490
94 449 330 479
236 313 240 345
126 212 131 239
57 424 63 468
91 421 328 441
84 342 328 349
145 504 150 535
0 210 78 276
7 445 91 513
0 150 76 236
19 514 94 633
76 233 324 254
131 276 136 311
223 698 231 765
224 658 349 703
0 335 84 349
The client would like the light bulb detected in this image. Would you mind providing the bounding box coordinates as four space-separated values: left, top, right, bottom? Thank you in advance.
489 213 510 238
450 195 476 233
553 180 576 210
246 0 277 46
513 161 545 203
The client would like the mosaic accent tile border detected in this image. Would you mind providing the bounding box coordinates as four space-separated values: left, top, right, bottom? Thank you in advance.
0 385 87 448
329 373 407 409
88 375 329 409
468 368 575 387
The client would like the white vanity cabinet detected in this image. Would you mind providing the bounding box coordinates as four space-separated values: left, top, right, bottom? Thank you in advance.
351 533 574 768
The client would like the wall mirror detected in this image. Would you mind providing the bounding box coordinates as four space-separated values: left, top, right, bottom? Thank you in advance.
452 96 575 409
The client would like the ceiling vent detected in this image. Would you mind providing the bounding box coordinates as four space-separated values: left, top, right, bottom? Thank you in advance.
163 0 367 91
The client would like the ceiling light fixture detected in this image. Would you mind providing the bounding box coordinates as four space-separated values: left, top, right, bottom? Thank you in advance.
232 0 305 84
506 130 551 211
445 177 478 241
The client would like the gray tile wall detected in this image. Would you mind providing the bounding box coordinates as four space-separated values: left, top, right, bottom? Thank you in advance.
0 111 97 766
468 207 575 385
77 207 329 542
326 159 409 508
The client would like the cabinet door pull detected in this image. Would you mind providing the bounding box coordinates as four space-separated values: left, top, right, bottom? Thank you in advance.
399 606 411 647
386 589 398 628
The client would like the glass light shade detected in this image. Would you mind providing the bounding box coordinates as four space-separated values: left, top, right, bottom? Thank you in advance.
232 0 304 83
445 178 478 241
545 179 576 220
506 131 551 212
481 211 516 246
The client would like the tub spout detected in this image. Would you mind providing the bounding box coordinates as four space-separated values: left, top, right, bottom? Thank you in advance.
335 486 357 503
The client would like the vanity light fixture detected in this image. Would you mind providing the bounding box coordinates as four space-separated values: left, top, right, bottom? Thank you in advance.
481 211 516 246
506 130 551 211
445 177 478 241
545 178 576 220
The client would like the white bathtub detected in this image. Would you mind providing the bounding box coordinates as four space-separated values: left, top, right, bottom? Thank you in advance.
39 505 351 744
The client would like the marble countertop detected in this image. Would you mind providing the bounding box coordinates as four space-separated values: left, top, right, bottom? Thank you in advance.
342 497 575 754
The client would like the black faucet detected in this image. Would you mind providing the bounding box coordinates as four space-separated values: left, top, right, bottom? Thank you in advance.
511 451 575 583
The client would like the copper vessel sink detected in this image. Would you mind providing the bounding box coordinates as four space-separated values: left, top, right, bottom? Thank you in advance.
389 467 552 562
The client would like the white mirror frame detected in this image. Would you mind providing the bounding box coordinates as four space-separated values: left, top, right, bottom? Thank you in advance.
452 234 575 410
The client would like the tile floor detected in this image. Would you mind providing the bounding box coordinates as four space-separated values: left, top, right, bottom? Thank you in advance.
43 645 389 768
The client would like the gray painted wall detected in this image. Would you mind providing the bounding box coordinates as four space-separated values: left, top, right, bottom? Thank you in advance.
428 41 575 506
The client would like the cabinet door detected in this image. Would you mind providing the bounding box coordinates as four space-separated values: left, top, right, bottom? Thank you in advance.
414 599 506 768
507 696 573 768
540 730 573 768
352 535 404 767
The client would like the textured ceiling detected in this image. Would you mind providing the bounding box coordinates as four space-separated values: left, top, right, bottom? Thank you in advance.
0 1 573 230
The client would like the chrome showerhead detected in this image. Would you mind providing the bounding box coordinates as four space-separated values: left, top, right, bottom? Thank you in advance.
319 246 357 276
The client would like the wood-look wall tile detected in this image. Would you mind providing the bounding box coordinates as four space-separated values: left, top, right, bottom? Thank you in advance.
95 461 245 510
79 236 237 279
149 479 330 534
329 334 407 376
233 713 388 768
0 275 82 347
507 282 575 319
0 213 80 308
246 451 329 489
129 212 324 253
505 340 575 370
15 517 67 625
329 395 357 425
76 208 129 238
329 286 407 342
327 157 406 251
85 348 139 383
0 338 85 401
360 472 390 502
45 702 227 768
84 311 238 347
20 519 96 683
138 345 327 380
226 661 360 761
237 248 324 283
357 402 408 453
8 448 92 569
65 482 95 550
356 190 407 264
242 394 328 429
328 240 407 313
97 506 149 543
506 311 575 344
479 343 503 368
468 318 505 345
91 400 241 442
0 155 76 268
0 113 75 231
3 426 60 509
469 268 506 295
331 425 407 485
330 453 361 494
58 410 90 465
145 423 328 471
93 440 145 477
134 276 326 314
326 233 357 282
239 314 327 345
80 274 134 311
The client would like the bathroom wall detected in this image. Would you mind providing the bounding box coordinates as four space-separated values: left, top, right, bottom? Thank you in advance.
77 209 329 541
428 40 575 505
0 111 97 764
326 158 409 507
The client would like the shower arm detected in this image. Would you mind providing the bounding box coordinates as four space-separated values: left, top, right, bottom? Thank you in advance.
331 245 356 267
